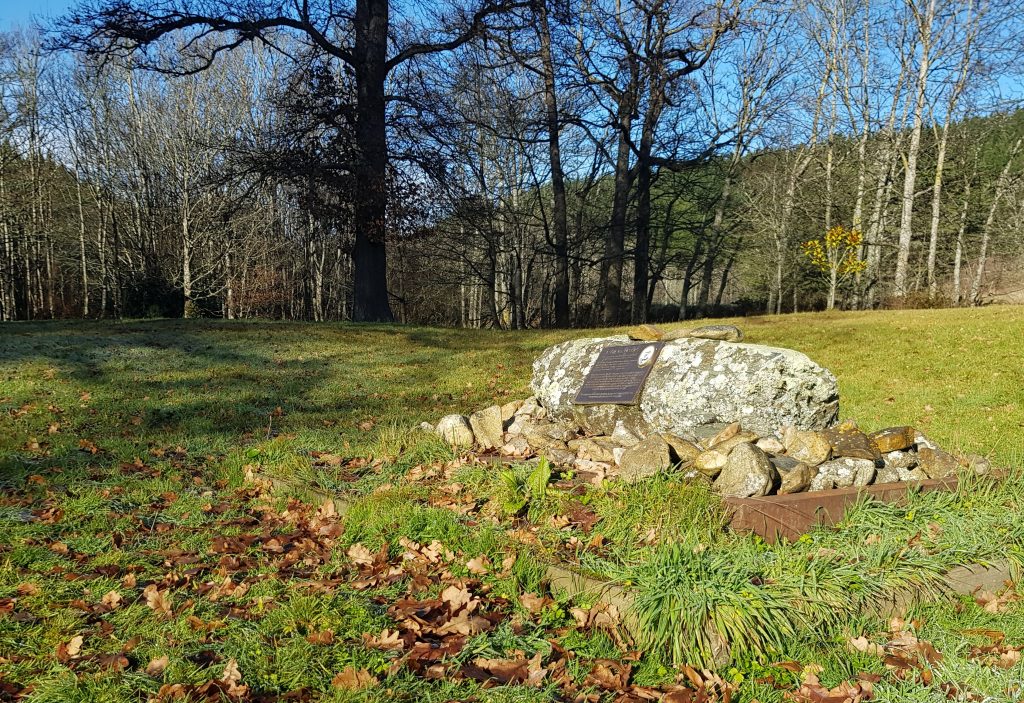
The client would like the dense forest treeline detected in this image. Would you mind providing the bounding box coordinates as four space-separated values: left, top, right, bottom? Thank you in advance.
1 0 1023 326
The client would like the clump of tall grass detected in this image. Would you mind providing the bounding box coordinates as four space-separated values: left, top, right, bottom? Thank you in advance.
621 476 1024 669
625 542 798 667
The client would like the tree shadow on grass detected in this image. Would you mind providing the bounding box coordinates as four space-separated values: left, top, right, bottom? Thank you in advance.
0 320 557 480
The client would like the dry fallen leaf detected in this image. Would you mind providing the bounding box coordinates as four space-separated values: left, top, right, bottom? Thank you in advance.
549 514 571 529
520 593 551 614
849 635 885 657
441 584 474 611
347 543 375 566
143 584 173 617
998 648 1022 668
101 590 123 609
146 654 170 676
16 583 41 596
466 555 491 575
306 630 335 645
974 588 1020 614
332 666 378 690
316 500 337 519
468 653 546 687
585 659 631 690
362 629 404 651
65 635 84 657
220 658 249 697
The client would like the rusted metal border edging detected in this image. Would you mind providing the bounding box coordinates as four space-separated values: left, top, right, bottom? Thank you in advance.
724 476 963 544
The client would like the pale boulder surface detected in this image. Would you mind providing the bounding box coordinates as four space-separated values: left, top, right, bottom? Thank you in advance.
468 405 504 449
531 336 839 437
436 414 474 447
713 443 777 498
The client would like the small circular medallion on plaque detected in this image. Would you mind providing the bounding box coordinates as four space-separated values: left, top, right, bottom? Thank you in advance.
637 345 656 367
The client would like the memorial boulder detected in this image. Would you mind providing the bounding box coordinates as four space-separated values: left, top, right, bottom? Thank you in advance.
530 335 839 438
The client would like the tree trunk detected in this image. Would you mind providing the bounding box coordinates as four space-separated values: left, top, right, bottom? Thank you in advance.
225 247 235 319
893 0 935 296
97 201 108 316
352 0 395 322
483 235 499 328
698 166 736 312
679 240 701 321
969 136 1021 305
773 233 784 315
774 171 801 315
824 133 834 231
926 121 950 296
536 0 570 327
951 177 971 306
0 165 10 321
511 250 524 329
852 122 870 233
76 175 90 318
864 138 900 308
182 208 195 318
114 209 123 317
697 249 716 312
632 133 654 324
714 248 736 306
603 71 636 325
45 236 55 318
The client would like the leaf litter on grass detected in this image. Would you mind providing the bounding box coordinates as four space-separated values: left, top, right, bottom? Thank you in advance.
0 454 748 702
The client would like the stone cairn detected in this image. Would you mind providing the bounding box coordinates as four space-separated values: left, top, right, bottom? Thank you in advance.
425 325 992 498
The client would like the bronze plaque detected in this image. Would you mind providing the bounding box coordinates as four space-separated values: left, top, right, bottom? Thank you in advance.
573 343 664 405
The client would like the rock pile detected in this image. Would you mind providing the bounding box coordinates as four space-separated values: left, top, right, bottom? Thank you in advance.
425 325 993 498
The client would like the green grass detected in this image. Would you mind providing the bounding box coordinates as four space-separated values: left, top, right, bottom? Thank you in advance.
1 307 1023 702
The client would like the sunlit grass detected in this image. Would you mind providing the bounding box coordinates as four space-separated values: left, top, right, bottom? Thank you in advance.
1 308 1023 702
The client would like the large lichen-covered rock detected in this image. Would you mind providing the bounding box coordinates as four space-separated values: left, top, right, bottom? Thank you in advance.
531 336 839 437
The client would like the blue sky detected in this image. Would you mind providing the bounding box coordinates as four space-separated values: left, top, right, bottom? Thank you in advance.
1 0 78 31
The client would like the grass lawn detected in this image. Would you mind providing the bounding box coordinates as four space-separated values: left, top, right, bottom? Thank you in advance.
1 306 1023 702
